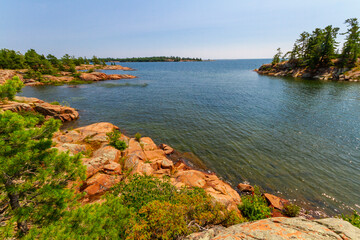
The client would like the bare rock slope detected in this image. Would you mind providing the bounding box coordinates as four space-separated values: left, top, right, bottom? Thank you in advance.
185 217 360 240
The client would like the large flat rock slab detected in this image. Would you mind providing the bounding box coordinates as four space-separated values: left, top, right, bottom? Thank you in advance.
185 217 360 240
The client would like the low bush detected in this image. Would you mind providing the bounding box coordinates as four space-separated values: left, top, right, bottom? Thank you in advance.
24 196 131 240
50 101 60 105
341 211 360 228
17 110 45 125
22 175 241 239
114 175 242 239
135 132 141 142
238 186 272 221
107 129 127 151
283 203 301 217
0 76 24 102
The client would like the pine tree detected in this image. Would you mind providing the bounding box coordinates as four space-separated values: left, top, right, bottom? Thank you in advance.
341 18 360 67
0 111 85 236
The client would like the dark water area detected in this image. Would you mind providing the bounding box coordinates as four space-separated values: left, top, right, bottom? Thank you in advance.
20 60 360 216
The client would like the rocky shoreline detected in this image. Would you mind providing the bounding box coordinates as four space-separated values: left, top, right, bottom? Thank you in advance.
1 96 325 219
0 65 136 86
0 96 79 122
2 93 359 238
255 61 360 82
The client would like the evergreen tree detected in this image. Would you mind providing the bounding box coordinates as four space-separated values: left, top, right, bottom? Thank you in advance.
272 48 282 65
92 55 100 65
0 111 85 236
0 76 24 102
24 49 42 71
341 18 360 67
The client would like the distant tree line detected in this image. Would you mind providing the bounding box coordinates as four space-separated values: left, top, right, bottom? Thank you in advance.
0 49 105 80
99 56 202 62
272 18 360 69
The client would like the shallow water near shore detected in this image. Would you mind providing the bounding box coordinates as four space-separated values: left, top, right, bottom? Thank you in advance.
21 60 360 216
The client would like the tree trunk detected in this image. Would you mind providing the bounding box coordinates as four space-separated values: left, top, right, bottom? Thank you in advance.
5 178 28 235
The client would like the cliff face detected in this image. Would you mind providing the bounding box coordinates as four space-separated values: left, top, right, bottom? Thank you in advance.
255 61 360 82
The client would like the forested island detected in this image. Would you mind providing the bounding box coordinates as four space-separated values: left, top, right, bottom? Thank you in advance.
100 56 202 62
0 49 135 85
256 18 360 81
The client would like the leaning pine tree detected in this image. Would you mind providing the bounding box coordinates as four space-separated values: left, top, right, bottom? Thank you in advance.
0 111 85 237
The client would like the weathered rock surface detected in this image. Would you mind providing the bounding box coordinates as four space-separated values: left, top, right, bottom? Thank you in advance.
185 217 360 240
0 70 25 84
237 183 255 193
79 72 136 81
53 122 242 210
0 96 79 122
264 193 289 210
76 64 134 71
255 61 360 82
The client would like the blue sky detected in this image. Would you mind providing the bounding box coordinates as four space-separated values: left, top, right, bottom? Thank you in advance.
1 0 359 59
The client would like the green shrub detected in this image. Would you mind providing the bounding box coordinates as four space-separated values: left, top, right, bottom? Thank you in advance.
8 175 241 239
238 186 272 221
0 76 24 102
17 110 45 125
135 132 141 142
283 203 301 217
50 101 60 105
114 175 241 239
86 68 95 73
107 129 127 151
24 69 43 80
341 211 360 228
72 72 81 78
24 196 131 240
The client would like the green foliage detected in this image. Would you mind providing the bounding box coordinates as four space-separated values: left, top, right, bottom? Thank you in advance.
17 110 45 125
0 49 25 69
272 48 282 65
50 101 60 105
16 175 241 239
107 129 128 151
113 175 242 239
135 132 141 142
0 76 24 102
86 68 95 73
92 55 100 65
0 111 85 236
24 195 131 239
341 211 360 228
238 186 272 221
341 18 360 67
283 203 301 217
275 19 360 69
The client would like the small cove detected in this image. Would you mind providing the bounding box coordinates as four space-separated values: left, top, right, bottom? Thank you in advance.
20 60 360 216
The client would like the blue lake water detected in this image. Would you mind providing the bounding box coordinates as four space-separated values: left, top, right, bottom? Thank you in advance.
21 60 360 215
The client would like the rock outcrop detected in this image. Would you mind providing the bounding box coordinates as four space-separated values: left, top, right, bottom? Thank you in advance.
255 61 360 82
79 72 136 81
0 96 79 122
53 122 242 211
185 217 360 240
76 64 135 71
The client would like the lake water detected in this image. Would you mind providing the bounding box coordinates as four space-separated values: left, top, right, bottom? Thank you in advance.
21 60 360 216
